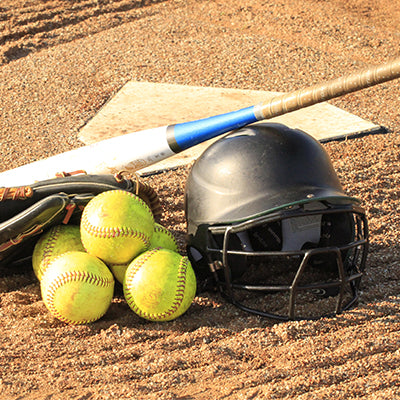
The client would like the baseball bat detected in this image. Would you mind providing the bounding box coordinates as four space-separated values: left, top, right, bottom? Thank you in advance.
1 57 400 187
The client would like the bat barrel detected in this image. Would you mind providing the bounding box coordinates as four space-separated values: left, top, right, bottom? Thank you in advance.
259 57 400 119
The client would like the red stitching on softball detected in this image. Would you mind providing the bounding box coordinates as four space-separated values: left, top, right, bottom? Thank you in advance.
154 225 174 239
153 224 178 249
81 219 151 248
40 226 62 276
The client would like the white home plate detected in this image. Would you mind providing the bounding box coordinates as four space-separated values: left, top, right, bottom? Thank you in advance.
79 81 384 175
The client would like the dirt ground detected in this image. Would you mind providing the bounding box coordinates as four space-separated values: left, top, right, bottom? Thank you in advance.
1 0 400 399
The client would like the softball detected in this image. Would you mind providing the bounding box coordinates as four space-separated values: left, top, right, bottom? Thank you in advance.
32 224 85 281
123 248 196 321
109 263 128 285
149 223 179 252
41 251 115 324
80 190 154 265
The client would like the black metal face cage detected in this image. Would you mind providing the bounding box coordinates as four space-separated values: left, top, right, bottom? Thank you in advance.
204 202 369 321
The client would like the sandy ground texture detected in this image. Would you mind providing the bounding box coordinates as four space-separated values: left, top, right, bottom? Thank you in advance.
1 0 400 399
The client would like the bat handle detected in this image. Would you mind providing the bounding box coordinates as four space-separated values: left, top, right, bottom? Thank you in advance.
258 57 400 119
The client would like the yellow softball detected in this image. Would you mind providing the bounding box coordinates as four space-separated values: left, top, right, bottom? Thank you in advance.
41 251 115 325
149 223 179 252
108 263 128 285
123 248 197 322
80 190 154 265
32 224 85 281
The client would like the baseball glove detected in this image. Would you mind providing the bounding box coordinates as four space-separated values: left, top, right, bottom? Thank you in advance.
0 171 162 274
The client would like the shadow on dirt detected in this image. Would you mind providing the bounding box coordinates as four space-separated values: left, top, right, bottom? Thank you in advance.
0 0 170 64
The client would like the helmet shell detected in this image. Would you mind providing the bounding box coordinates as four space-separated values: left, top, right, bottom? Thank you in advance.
185 123 355 235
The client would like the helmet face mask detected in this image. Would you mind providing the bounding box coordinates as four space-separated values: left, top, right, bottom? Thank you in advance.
191 203 368 320
185 123 369 321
